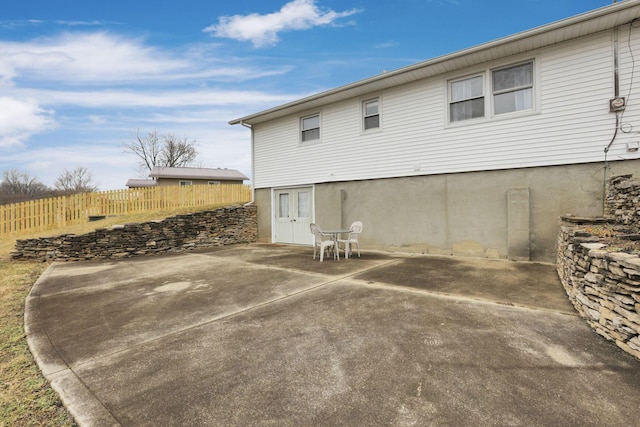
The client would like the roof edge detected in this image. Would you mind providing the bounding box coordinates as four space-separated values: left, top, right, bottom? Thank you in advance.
229 0 640 126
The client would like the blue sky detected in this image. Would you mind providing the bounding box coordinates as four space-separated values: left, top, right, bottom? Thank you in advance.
1 0 610 189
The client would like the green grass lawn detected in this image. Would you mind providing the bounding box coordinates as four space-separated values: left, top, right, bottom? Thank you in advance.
0 204 229 426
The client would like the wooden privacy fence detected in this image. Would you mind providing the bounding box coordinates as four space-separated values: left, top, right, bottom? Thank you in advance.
0 184 252 237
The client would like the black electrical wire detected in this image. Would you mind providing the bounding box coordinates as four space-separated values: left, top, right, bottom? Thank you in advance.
620 18 639 132
603 19 639 210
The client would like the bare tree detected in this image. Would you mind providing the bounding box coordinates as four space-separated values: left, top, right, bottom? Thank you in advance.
54 167 97 193
0 169 50 204
125 130 198 174
161 133 198 168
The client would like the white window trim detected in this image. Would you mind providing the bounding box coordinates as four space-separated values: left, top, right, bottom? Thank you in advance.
362 96 382 133
447 73 487 125
208 181 221 185
446 58 538 127
179 180 192 186
490 60 537 119
300 112 321 144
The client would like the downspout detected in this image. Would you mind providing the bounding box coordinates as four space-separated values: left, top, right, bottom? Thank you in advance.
603 23 622 212
240 121 255 205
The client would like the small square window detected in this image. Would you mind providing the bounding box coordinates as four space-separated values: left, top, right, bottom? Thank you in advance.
363 98 380 130
301 114 320 142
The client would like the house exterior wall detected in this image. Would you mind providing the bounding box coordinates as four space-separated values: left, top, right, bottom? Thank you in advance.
252 30 640 190
256 160 640 262
251 25 640 262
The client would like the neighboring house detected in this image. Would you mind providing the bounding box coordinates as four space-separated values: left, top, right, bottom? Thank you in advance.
230 1 640 262
126 167 248 188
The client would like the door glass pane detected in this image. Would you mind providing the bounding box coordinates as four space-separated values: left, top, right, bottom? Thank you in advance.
297 191 310 218
278 193 289 218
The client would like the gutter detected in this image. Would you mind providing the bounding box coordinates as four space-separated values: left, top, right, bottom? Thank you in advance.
240 121 256 206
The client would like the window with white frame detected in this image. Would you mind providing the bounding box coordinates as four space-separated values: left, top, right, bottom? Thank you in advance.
492 62 533 115
179 180 192 186
301 114 320 142
208 181 220 185
449 75 484 122
363 98 380 130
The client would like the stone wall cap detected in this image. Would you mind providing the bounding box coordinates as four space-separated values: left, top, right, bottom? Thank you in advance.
617 257 640 270
581 242 607 250
560 215 613 224
606 252 638 262
610 174 633 183
588 248 610 258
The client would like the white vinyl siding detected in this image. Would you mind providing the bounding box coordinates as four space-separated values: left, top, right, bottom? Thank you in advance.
253 31 639 189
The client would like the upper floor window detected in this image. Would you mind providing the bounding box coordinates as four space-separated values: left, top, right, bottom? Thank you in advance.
180 180 192 186
208 181 220 185
363 98 380 130
301 114 320 142
448 60 535 124
492 62 533 115
449 75 484 122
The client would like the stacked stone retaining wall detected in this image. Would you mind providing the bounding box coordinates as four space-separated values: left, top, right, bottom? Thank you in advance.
11 204 257 262
558 173 640 360
605 174 640 226
557 219 640 359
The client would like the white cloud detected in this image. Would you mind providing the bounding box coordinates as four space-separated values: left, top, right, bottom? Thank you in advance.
25 87 296 108
3 125 253 189
375 41 399 49
0 32 293 86
10 143 140 189
0 30 302 150
205 0 361 47
0 97 55 148
55 20 104 27
0 32 188 84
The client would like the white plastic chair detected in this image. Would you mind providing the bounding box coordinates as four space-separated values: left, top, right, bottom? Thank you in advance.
338 221 362 259
310 223 337 262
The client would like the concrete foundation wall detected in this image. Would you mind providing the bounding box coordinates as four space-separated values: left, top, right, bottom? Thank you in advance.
256 160 640 262
255 189 272 243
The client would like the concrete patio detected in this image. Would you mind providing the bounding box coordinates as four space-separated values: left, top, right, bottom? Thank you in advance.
25 244 640 426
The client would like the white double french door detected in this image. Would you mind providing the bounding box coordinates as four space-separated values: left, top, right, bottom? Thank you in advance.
274 187 313 245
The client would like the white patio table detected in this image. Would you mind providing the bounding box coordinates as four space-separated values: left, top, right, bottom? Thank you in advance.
321 228 352 259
